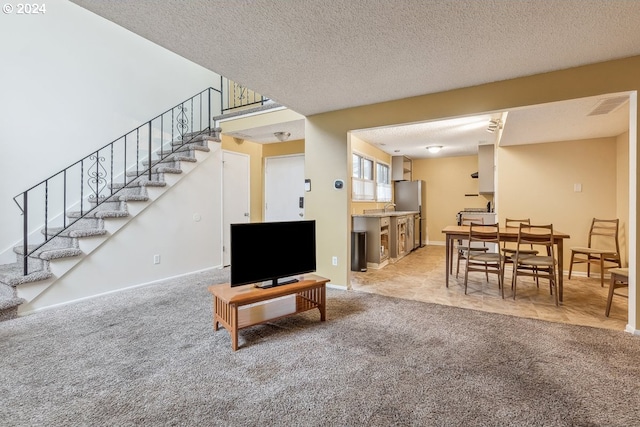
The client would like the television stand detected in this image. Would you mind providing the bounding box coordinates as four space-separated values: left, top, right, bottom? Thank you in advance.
256 277 299 289
208 274 329 351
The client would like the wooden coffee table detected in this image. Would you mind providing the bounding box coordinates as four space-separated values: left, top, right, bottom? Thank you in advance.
208 274 329 350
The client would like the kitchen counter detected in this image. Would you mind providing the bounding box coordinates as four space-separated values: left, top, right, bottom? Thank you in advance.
352 210 419 218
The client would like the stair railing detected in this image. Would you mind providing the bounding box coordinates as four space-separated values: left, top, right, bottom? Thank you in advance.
13 87 222 275
221 76 270 113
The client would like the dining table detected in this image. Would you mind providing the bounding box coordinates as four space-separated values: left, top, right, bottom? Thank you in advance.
442 225 571 302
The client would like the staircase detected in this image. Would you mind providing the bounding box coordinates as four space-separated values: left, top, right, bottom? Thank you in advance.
0 87 225 320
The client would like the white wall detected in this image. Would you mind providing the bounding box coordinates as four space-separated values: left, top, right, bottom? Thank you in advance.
20 143 224 313
0 0 220 260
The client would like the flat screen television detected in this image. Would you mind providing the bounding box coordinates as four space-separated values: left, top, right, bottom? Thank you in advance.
230 220 316 288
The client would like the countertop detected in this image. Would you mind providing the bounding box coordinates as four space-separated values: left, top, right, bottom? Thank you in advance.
352 210 419 218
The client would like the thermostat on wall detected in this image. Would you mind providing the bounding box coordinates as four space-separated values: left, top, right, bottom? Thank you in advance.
334 179 344 190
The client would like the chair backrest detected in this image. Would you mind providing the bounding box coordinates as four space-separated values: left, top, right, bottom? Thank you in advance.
588 218 620 253
459 216 485 247
467 222 500 249
517 223 554 258
504 218 531 248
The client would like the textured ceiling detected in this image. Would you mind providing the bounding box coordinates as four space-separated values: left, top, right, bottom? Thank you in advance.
69 0 638 156
70 0 640 116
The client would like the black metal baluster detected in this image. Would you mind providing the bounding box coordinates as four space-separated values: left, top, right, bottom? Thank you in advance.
44 180 48 241
23 192 28 275
80 159 84 215
94 150 99 201
148 121 152 181
63 170 67 228
136 128 139 177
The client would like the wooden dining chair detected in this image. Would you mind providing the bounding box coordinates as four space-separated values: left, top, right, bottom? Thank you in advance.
455 216 489 279
606 267 628 317
512 224 558 306
464 223 503 297
568 218 621 287
500 218 539 286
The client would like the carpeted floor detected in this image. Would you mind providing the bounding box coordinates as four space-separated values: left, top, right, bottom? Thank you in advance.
1 268 639 426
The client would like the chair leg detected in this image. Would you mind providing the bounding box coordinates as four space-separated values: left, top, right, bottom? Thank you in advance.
606 275 616 317
568 252 575 279
463 260 469 295
600 257 605 287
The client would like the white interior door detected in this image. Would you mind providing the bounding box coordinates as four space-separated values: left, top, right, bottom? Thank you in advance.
264 155 305 222
223 151 250 266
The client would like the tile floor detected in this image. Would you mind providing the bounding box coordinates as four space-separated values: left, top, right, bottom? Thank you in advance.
350 245 628 331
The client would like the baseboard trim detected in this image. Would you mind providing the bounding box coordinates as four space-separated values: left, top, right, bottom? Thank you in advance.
19 264 225 316
327 283 347 291
625 324 640 335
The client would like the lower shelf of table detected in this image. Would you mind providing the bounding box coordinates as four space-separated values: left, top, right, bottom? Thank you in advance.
237 295 298 329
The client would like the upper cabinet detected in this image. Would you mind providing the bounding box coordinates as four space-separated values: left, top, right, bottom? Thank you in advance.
392 155 412 181
478 144 495 194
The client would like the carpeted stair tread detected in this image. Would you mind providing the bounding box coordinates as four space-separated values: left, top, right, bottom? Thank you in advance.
0 263 52 286
117 194 149 202
14 244 82 260
67 210 129 219
125 166 182 177
43 227 108 238
111 180 167 190
142 155 197 166
0 296 25 311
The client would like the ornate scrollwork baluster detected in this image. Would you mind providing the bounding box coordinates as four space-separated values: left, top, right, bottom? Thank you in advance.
177 104 189 139
88 154 107 200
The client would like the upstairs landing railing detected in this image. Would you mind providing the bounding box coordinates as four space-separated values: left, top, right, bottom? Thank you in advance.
221 76 271 113
13 87 222 275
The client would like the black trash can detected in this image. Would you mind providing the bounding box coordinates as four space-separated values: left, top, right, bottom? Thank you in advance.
351 231 367 272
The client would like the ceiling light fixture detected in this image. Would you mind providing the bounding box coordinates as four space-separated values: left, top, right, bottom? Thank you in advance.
426 145 443 153
487 119 502 133
274 131 291 142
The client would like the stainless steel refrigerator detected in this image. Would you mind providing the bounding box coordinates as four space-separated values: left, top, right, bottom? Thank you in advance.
394 180 426 248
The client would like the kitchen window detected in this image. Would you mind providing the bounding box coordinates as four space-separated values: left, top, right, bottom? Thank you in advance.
352 153 375 200
376 162 391 202
352 153 390 202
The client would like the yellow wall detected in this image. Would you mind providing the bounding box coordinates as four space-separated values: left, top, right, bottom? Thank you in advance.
263 139 305 157
412 156 492 244
221 136 305 222
497 137 620 271
350 134 392 214
305 55 639 331
221 135 263 221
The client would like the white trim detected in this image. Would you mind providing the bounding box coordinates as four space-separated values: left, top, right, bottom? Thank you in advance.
627 90 637 333
327 282 348 291
18 264 225 316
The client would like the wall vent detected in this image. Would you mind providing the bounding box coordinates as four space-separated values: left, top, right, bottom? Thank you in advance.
587 96 628 116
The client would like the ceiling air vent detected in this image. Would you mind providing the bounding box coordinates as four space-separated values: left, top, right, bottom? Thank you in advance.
587 96 628 116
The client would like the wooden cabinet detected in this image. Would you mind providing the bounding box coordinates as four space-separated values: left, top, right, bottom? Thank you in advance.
392 156 412 181
478 144 495 194
390 214 414 261
353 216 390 269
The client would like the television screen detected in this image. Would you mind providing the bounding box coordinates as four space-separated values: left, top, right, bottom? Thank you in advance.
230 220 316 287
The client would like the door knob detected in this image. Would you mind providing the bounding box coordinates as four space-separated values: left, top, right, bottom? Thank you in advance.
244 213 249 217
299 213 304 217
